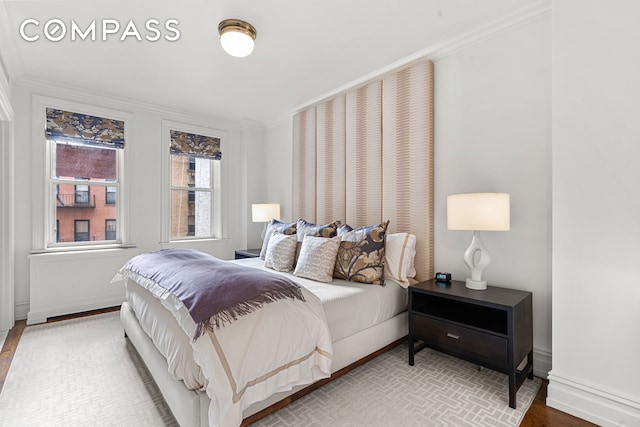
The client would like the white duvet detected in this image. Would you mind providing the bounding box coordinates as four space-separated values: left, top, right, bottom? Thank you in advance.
119 267 333 427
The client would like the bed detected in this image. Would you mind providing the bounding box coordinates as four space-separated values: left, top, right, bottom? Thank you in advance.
117 226 416 427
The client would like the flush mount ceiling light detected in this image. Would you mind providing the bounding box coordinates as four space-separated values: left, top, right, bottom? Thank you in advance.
218 19 257 58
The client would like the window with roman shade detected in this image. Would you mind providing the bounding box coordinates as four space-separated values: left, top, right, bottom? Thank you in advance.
169 128 222 240
46 107 126 247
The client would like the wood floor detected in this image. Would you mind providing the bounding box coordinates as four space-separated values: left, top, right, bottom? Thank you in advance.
1 308 597 426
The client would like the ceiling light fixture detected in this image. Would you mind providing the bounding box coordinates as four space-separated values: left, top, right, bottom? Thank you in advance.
218 19 257 58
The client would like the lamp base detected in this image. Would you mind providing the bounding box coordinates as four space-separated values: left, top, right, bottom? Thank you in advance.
465 278 487 290
260 223 268 242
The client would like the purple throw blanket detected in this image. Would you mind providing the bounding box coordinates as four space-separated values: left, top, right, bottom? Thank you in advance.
122 248 305 339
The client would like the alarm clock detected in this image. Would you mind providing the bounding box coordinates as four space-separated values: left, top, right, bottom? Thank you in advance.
435 272 451 283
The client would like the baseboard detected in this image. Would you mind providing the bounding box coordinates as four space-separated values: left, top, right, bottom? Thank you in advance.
547 371 640 426
26 297 124 325
533 347 551 379
14 302 29 321
0 330 7 350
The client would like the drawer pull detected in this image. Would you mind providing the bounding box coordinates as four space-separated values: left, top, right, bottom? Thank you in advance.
447 333 460 340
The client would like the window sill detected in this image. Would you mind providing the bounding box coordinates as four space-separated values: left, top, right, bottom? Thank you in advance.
30 243 137 256
162 237 225 244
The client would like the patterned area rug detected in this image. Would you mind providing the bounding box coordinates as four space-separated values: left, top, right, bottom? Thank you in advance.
0 312 177 427
255 344 541 427
0 312 540 427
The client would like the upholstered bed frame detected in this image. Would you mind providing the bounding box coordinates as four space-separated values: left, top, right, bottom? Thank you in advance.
122 300 407 426
121 58 434 426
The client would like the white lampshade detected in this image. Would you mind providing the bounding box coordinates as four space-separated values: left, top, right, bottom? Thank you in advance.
251 203 281 223
218 19 257 58
447 193 510 231
447 193 510 291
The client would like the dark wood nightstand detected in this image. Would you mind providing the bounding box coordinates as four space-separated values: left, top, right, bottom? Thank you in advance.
234 248 261 259
408 279 533 409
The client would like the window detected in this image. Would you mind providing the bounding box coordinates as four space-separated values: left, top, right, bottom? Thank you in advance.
45 107 125 248
105 219 116 240
168 128 222 240
105 186 116 205
187 215 195 236
74 220 90 241
75 184 90 204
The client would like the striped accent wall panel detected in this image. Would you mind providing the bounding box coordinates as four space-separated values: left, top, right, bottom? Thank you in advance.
292 107 317 222
345 80 383 227
293 59 434 281
382 60 435 281
316 95 347 225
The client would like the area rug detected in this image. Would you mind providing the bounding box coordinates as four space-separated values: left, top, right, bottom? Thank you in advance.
0 312 177 427
255 345 540 427
0 312 540 426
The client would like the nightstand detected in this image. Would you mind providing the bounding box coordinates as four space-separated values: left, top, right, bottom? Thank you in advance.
234 248 261 259
408 279 533 409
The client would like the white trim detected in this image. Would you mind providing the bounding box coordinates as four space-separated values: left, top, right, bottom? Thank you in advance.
547 371 640 426
533 347 552 379
31 95 133 251
0 121 15 332
0 330 7 350
17 76 243 130
160 120 228 243
288 0 551 119
0 53 14 331
0 63 13 120
14 301 29 321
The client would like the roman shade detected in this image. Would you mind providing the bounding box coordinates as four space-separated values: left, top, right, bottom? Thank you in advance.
170 130 222 160
55 144 116 180
45 108 125 149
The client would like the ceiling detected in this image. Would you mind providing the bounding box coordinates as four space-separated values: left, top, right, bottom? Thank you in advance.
1 0 537 125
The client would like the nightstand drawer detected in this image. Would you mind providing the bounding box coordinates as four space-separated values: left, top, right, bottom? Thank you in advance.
411 314 507 367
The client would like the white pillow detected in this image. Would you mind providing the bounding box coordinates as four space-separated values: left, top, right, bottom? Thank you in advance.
384 233 417 288
264 232 298 272
293 235 341 283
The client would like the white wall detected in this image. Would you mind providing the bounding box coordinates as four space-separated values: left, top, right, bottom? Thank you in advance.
264 117 294 222
11 81 265 320
434 15 552 375
265 14 553 377
547 1 640 425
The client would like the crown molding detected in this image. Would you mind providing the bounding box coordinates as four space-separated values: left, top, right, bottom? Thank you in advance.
289 0 551 118
236 118 264 130
14 75 253 130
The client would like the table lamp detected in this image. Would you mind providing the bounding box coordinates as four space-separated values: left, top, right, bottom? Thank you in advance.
447 193 510 290
251 203 281 241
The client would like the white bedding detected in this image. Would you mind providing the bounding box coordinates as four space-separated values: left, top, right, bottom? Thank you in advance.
123 257 407 426
126 278 207 390
236 258 407 343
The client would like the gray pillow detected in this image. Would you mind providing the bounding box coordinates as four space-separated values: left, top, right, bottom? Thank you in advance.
264 232 297 272
293 235 341 283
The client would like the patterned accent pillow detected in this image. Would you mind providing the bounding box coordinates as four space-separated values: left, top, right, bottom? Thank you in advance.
259 219 297 260
293 235 341 283
264 232 298 272
296 219 340 242
333 220 390 285
295 219 341 262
